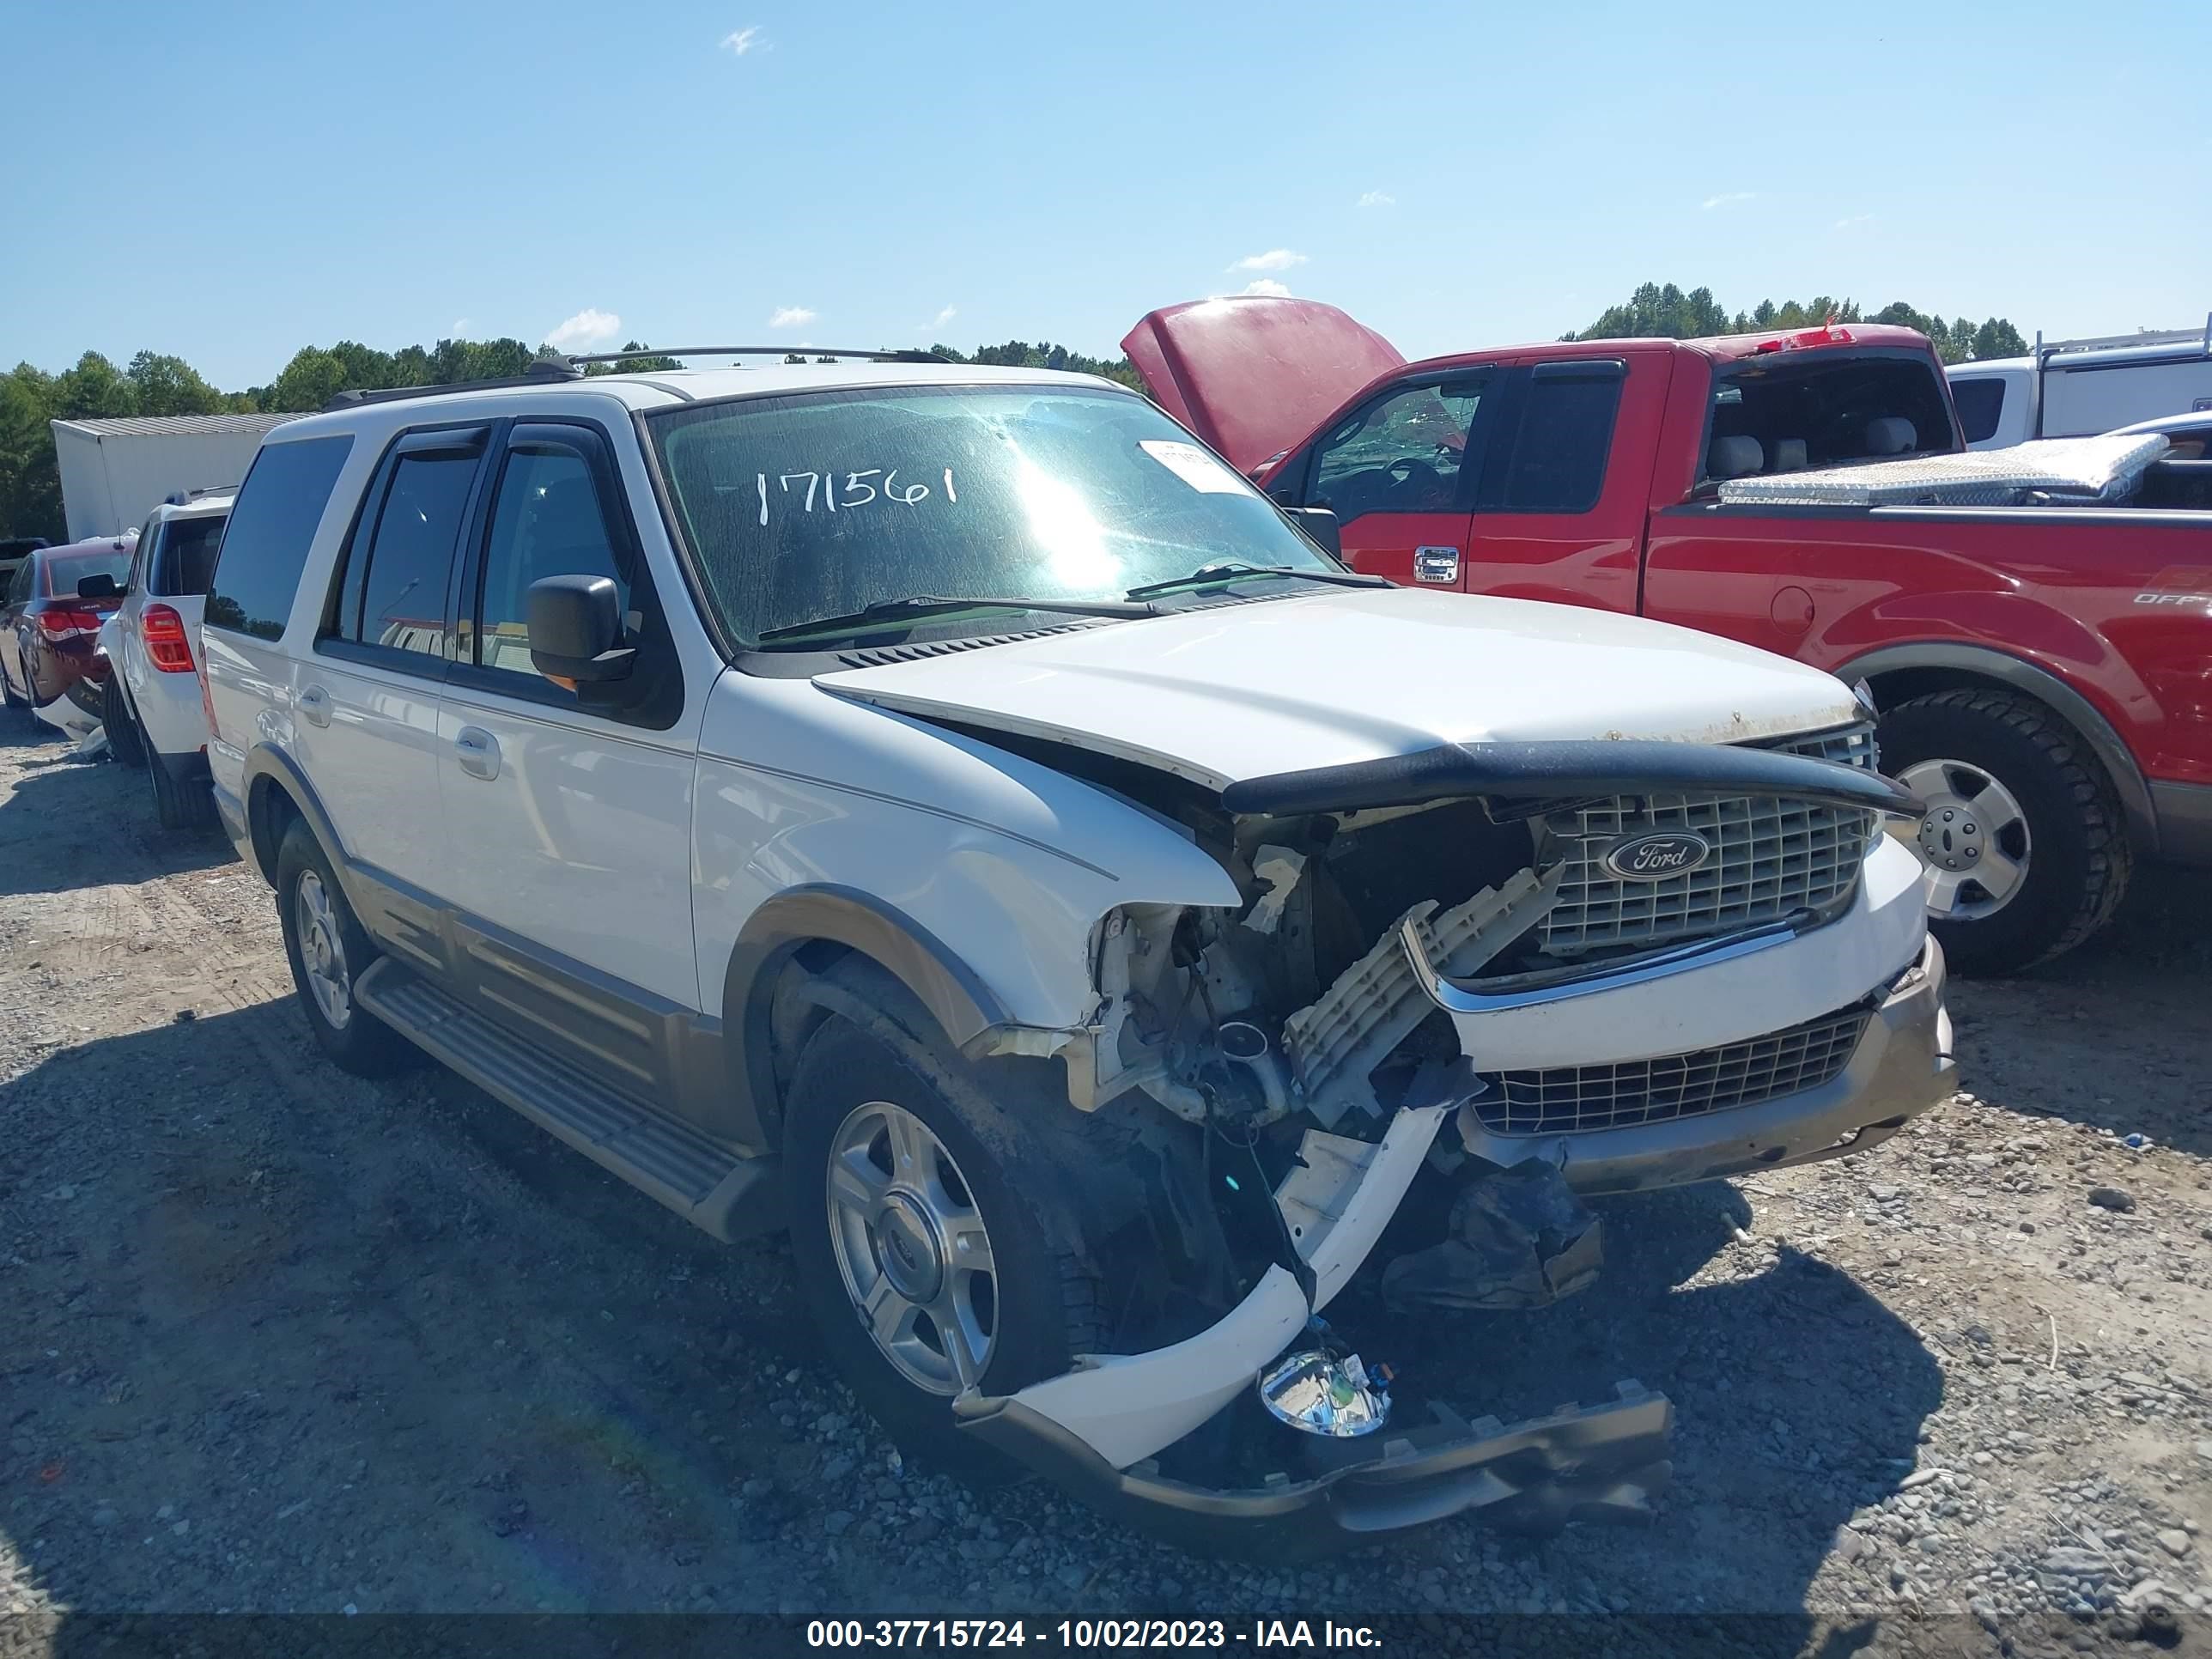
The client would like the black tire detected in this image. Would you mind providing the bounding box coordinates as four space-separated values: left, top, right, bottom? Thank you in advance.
1879 687 2132 975
783 1013 1109 1482
148 749 217 832
103 677 146 768
274 817 414 1076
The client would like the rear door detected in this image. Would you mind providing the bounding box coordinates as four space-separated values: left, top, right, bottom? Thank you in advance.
436 421 701 1018
296 425 485 881
1275 372 1498 586
1456 356 1655 615
1 553 36 697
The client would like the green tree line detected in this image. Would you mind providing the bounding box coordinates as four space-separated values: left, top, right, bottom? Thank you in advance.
0 335 1145 540
1571 282 2029 364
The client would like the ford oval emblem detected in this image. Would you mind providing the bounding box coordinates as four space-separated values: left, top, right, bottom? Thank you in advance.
1602 830 1711 881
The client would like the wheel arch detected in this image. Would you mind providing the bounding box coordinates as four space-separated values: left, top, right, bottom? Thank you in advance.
240 744 352 893
721 886 1022 1152
1840 642 2157 855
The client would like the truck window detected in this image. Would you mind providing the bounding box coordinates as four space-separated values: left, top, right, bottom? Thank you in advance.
205 436 356 641
1310 377 1492 520
1952 378 2006 445
1496 363 1624 513
1705 355 1957 482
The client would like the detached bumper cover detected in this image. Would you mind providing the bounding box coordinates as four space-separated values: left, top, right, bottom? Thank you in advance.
955 1382 1673 1559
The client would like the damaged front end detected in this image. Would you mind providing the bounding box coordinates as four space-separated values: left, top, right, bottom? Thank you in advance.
948 724 1942 1547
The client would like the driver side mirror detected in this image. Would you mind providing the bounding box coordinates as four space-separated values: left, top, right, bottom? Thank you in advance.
527 574 635 684
76 573 120 600
1281 506 1341 558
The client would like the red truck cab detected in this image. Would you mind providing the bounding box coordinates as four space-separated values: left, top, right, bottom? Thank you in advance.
1127 297 2212 974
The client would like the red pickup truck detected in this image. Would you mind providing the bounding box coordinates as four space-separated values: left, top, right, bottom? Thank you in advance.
1124 297 2212 975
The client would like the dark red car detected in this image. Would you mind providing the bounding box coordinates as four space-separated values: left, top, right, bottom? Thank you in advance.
0 533 135 737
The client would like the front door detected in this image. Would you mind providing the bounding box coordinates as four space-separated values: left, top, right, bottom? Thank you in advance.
1292 373 1497 588
436 422 700 1025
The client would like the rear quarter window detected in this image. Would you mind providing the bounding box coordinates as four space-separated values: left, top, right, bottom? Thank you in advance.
204 436 355 641
1951 378 2007 445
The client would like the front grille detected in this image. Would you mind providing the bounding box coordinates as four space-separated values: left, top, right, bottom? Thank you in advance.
1537 724 1880 957
1473 1004 1872 1135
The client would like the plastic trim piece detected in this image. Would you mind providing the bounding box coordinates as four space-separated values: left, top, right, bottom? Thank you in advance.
1220 738 1922 818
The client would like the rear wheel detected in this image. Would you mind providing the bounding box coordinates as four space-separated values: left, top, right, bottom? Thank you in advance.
103 677 146 768
275 817 413 1076
1880 687 2131 975
148 749 216 831
783 1014 1108 1480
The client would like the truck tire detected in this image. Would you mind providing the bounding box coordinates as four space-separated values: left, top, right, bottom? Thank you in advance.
1879 688 2131 975
783 1012 1110 1482
149 749 216 832
103 678 146 768
275 817 415 1077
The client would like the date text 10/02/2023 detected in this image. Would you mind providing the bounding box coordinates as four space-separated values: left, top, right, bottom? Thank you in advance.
803 1619 1386 1649
757 468 957 524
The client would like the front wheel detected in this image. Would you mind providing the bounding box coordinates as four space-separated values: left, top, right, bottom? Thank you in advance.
1879 688 2132 975
782 1015 1108 1481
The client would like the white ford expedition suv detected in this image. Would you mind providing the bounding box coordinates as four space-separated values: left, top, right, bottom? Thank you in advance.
200 349 1952 1549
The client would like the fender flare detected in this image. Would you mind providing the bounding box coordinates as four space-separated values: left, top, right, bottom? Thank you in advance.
721 884 1019 1148
1838 641 2156 853
238 743 362 896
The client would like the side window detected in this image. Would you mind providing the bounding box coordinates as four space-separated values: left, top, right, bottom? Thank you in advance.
473 441 629 679
8 558 32 605
126 521 156 593
345 451 478 659
205 435 356 641
1953 378 2006 445
1309 377 1489 521
1494 362 1626 514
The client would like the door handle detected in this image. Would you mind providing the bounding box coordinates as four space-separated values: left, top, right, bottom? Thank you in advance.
454 726 501 781
298 684 331 726
1413 546 1462 585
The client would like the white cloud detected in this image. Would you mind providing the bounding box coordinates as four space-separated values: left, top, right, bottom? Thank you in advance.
769 305 817 329
1701 191 1755 210
1356 191 1395 209
1239 278 1292 298
720 26 763 55
1230 248 1307 273
1834 213 1875 230
546 307 622 349
930 304 958 329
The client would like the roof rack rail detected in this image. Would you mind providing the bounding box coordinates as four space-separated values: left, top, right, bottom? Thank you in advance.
319 345 951 413
162 484 239 505
554 344 950 368
2038 313 2212 360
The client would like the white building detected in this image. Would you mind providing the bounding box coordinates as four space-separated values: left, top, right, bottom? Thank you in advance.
49 412 298 541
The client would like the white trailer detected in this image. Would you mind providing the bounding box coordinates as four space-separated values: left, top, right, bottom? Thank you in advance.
49 413 298 541
1948 316 2212 450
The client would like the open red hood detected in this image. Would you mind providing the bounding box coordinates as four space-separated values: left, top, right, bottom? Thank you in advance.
1121 297 1404 477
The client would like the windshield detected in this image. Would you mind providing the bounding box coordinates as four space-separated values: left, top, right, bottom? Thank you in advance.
647 384 1340 648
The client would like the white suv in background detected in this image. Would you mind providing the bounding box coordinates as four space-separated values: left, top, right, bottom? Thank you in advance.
98 487 232 830
196 349 1950 1549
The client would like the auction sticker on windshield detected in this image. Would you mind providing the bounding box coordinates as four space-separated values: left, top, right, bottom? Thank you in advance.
1138 439 1245 493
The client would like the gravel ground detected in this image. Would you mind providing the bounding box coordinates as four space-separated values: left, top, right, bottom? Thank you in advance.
3 719 2209 1656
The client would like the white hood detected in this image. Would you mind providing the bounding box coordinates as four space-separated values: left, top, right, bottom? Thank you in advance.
813 586 1863 790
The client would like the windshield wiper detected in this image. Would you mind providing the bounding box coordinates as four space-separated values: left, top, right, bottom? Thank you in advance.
1122 562 1391 600
754 593 1158 645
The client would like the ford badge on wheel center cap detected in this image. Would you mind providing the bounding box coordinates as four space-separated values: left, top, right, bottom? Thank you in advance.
1603 830 1711 880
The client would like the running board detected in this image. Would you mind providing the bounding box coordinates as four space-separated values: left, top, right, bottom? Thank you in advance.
355 959 780 1241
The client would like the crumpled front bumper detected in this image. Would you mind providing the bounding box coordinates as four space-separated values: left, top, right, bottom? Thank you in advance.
956 1381 1672 1561
951 1079 1675 1552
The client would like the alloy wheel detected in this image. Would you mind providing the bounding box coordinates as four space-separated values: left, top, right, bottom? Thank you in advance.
1892 757 2031 921
295 870 353 1030
824 1099 998 1396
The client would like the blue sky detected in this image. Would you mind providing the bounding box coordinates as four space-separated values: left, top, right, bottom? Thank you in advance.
5 0 2205 391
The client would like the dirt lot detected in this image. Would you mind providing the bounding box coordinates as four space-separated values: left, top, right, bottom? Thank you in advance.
3 719 2209 1654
